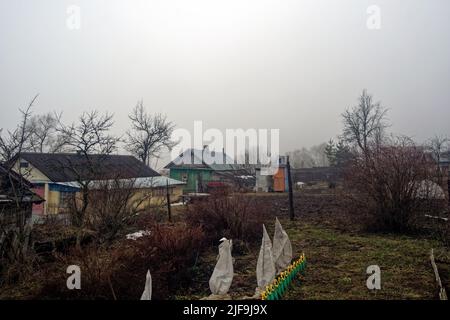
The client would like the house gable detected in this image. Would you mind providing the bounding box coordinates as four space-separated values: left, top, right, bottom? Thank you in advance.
13 158 51 183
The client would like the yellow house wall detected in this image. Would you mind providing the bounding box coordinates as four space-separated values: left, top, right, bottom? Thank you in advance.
13 159 50 182
47 190 61 214
171 186 183 202
131 186 184 211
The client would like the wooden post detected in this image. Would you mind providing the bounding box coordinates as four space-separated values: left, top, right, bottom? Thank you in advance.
286 156 295 220
166 179 172 222
430 249 448 300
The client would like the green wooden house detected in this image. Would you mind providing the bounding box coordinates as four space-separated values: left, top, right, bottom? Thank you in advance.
164 148 254 193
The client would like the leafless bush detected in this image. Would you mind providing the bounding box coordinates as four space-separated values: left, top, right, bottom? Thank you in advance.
345 136 447 233
37 223 205 300
185 193 268 244
83 178 151 243
122 223 205 299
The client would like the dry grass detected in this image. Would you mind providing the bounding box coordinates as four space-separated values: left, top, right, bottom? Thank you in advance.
179 218 443 300
282 220 441 299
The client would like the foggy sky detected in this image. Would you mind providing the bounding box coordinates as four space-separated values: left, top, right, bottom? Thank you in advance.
1 0 449 156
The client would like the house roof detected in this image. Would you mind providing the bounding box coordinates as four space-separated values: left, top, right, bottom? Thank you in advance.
17 153 160 182
0 163 44 204
0 163 33 188
89 176 185 190
164 149 247 171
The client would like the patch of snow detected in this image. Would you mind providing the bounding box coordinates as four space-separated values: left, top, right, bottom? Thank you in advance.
414 180 446 200
126 230 151 240
170 202 185 207
424 214 448 222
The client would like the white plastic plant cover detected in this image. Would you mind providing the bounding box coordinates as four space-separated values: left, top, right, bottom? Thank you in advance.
272 217 293 273
209 238 234 295
256 224 276 291
140 270 152 300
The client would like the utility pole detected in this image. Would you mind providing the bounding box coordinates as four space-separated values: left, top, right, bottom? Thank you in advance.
166 179 172 222
286 155 295 220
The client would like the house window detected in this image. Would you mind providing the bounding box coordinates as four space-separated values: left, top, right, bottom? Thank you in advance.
20 161 29 168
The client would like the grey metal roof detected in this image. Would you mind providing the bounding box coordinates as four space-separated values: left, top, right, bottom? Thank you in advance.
0 163 44 204
164 149 248 171
89 176 185 189
18 153 160 182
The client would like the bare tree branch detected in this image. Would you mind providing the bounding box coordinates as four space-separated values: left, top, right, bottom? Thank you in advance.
54 110 120 248
126 101 176 166
342 89 389 156
427 134 449 186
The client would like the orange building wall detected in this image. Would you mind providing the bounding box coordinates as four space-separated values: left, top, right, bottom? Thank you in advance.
273 167 286 192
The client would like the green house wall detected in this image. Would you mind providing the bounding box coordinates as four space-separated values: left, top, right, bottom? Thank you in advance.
169 168 213 193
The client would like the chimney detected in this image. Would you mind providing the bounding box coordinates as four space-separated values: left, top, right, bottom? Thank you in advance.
203 145 208 163
222 147 226 164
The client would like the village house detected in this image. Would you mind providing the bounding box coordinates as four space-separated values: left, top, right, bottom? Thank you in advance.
88 175 185 211
255 156 289 192
254 157 344 192
165 148 255 193
0 163 44 228
10 153 184 217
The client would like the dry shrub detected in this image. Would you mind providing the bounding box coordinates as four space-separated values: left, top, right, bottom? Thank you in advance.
84 179 148 243
37 222 205 300
185 193 268 244
345 137 447 233
36 246 120 300
114 223 205 299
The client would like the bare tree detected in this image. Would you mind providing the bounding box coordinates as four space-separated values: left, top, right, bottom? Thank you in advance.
27 112 68 153
55 111 119 248
310 143 329 167
287 143 329 169
57 111 118 156
126 101 176 166
325 139 336 167
342 89 389 156
427 135 449 186
0 95 39 271
0 129 22 163
0 95 38 162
